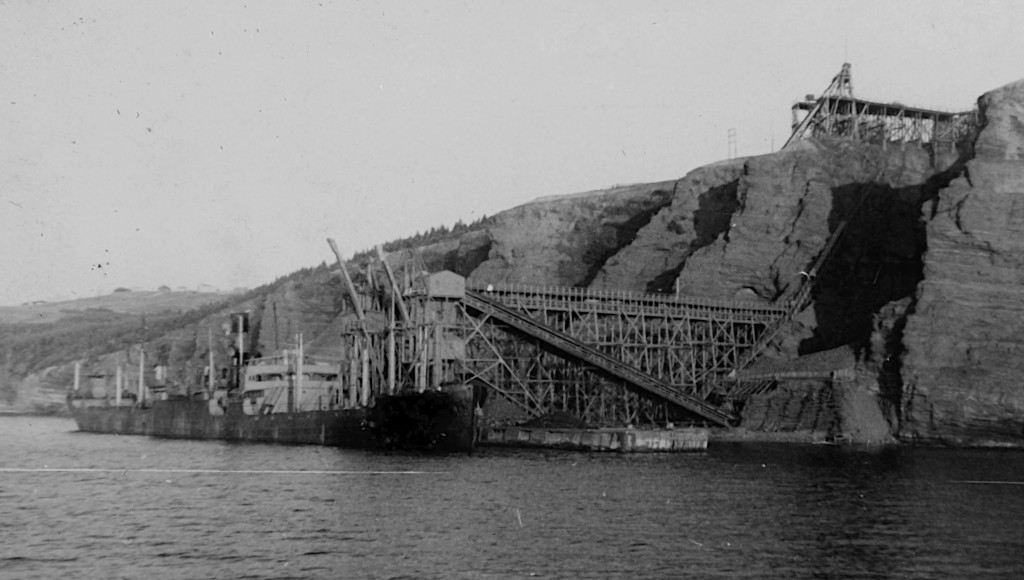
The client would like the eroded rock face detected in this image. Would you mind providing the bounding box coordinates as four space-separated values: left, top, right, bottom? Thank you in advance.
677 140 940 303
594 139 947 308
901 79 1024 446
591 160 746 292
468 183 674 287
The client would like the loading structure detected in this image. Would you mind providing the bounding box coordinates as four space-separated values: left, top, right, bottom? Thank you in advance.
386 277 781 427
784 63 977 152
331 259 819 428
327 197 855 430
456 285 780 426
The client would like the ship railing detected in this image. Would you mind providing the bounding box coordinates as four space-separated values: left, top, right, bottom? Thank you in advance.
248 355 344 368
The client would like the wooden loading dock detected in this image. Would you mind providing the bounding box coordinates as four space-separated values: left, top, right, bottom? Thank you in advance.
329 250 830 439
327 201 848 437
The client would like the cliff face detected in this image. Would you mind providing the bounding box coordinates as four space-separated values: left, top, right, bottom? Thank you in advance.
589 160 745 293
678 142 942 303
466 183 675 287
594 141 951 306
440 132 983 442
901 79 1024 446
590 137 960 371
583 138 968 442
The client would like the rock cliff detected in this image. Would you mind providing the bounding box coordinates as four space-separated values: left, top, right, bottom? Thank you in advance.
901 79 1024 446
467 183 676 287
410 86 1022 446
589 160 746 293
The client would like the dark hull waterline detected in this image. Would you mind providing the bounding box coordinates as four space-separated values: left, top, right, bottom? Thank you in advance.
67 387 475 452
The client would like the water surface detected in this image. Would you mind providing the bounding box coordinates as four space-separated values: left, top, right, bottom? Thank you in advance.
1 417 1022 579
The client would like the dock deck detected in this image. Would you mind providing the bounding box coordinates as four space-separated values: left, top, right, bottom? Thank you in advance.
482 426 708 452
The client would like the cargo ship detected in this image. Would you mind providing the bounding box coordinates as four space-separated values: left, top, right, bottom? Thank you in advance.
67 242 479 452
66 351 476 452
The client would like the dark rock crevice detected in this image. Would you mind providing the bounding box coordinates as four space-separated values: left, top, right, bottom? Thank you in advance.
443 238 493 278
801 181 922 356
692 179 741 246
868 297 914 434
791 147 974 441
577 192 674 287
646 179 740 293
468 182 678 288
801 153 971 357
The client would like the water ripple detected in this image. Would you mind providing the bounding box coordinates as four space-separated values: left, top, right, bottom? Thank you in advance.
1 418 1023 579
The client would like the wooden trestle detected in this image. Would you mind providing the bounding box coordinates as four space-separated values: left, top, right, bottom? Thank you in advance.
337 270 797 428
461 291 738 426
330 178 853 429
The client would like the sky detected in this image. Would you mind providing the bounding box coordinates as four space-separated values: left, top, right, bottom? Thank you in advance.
2 0 1023 305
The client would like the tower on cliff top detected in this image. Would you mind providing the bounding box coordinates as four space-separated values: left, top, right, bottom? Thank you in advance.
783 63 975 152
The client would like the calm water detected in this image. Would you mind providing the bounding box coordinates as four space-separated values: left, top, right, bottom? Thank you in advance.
1 417 1022 579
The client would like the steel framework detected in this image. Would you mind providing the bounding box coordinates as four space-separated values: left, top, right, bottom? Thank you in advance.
467 284 783 395
784 63 976 151
372 282 791 427
328 196 852 428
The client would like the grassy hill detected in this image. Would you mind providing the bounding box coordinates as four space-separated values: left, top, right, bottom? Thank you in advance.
0 289 238 325
0 267 328 380
0 298 233 378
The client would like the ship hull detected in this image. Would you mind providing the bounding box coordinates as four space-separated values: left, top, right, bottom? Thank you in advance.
68 386 475 452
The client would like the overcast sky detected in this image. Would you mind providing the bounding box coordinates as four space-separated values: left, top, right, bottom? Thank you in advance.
2 0 1022 305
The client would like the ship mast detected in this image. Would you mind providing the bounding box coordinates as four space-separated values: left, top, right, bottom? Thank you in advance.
236 313 245 391
208 328 215 393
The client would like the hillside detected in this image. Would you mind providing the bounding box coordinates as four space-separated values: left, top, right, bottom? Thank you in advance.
0 289 236 325
6 79 1024 448
0 278 302 413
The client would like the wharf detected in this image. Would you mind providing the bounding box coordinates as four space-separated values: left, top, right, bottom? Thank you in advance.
481 426 708 452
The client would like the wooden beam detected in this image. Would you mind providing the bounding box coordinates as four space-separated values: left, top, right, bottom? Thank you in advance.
327 238 368 337
375 245 411 326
